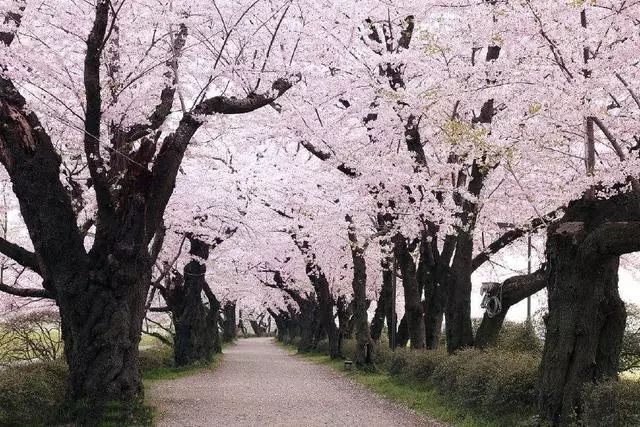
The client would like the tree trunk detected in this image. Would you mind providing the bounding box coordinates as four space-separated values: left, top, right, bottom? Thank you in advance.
371 265 392 341
445 232 475 352
539 194 640 425
59 258 151 418
297 298 318 353
396 314 409 348
310 276 340 358
250 320 267 337
423 266 446 350
347 217 374 367
475 270 546 348
166 237 220 366
393 235 425 349
336 295 352 356
222 302 237 342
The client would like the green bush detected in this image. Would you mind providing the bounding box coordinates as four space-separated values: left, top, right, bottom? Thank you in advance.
138 345 173 374
372 341 394 367
341 339 357 361
430 348 539 415
290 336 301 347
496 322 542 354
405 349 448 382
387 348 412 376
582 379 640 427
480 351 539 414
0 361 69 426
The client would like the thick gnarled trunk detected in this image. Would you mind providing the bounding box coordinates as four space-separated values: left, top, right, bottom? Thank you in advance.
165 237 221 367
539 194 639 425
59 258 151 417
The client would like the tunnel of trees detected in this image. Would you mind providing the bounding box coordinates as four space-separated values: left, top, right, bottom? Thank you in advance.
0 1 639 425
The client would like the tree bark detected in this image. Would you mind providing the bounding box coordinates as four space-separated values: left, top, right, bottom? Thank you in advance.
393 235 426 349
445 232 475 352
539 194 639 425
297 297 318 353
371 263 392 341
475 270 546 348
167 237 219 367
396 314 410 348
222 302 237 342
291 234 341 358
347 216 374 366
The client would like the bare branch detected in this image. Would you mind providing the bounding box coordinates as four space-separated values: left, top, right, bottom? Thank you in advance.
0 237 40 274
0 281 52 299
193 75 300 116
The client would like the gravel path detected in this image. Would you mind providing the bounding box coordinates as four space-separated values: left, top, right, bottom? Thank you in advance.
147 337 442 427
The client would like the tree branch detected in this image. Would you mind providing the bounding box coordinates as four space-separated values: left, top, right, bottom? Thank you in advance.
142 330 173 347
299 140 359 177
145 75 298 245
475 269 546 348
83 1 113 216
123 24 188 143
193 75 300 116
591 116 640 196
0 237 40 274
580 221 640 262
0 281 52 299
472 208 564 271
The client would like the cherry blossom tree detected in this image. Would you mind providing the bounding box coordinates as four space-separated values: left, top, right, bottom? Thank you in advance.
0 0 297 416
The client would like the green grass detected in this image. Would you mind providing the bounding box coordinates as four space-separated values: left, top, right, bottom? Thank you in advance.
142 354 224 381
280 342 529 427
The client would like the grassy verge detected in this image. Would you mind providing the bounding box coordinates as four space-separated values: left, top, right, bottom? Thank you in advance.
142 349 224 381
278 342 530 427
0 340 229 426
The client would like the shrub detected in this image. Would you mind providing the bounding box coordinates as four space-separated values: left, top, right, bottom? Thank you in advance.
387 348 412 376
290 336 301 347
431 348 539 415
480 351 539 414
620 304 640 372
0 361 69 426
139 345 173 374
582 379 640 427
404 349 448 382
372 342 394 367
431 347 480 392
496 322 542 354
341 339 357 361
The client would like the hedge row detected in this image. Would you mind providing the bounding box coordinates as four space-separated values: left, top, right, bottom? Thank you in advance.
309 332 640 426
0 346 175 426
0 361 69 426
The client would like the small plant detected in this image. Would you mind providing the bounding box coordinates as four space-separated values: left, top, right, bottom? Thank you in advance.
0 360 68 426
582 379 640 427
620 304 640 373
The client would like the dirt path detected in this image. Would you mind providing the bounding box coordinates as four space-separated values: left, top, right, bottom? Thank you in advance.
147 337 442 426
